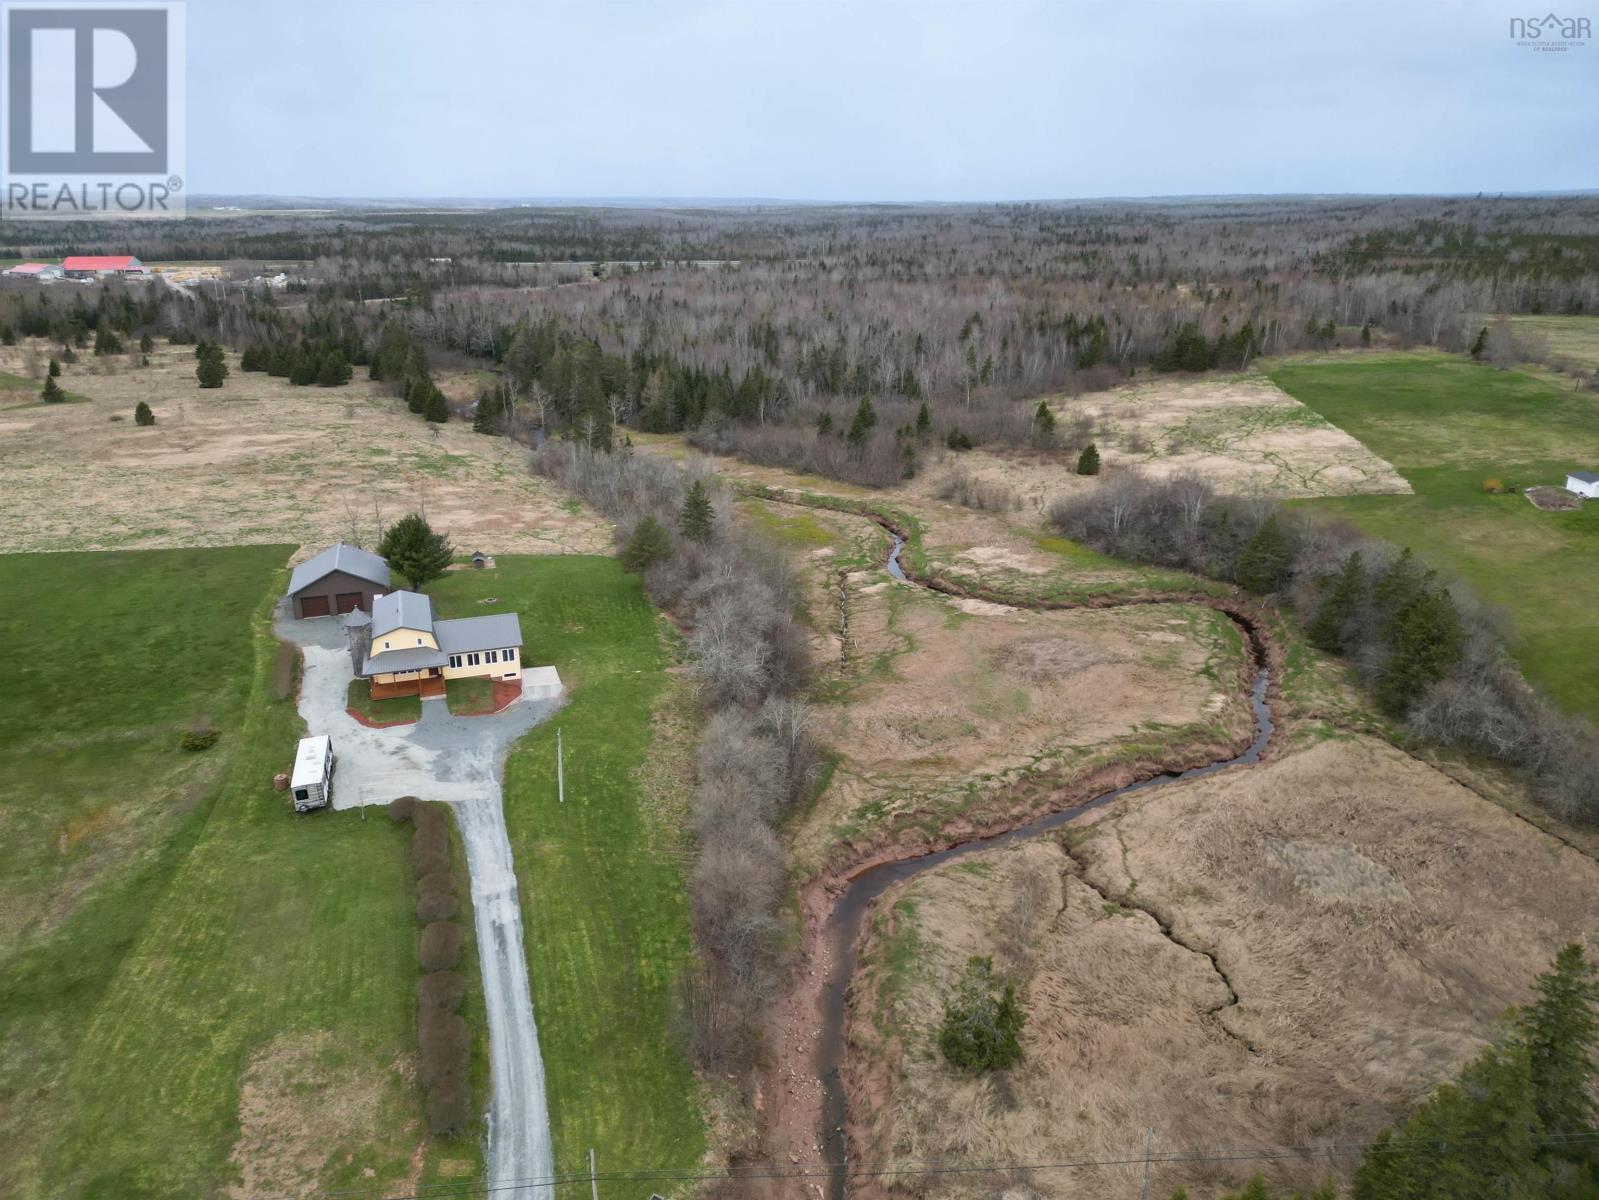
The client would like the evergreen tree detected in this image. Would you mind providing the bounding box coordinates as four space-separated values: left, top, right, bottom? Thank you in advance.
423 386 448 424
1033 399 1056 442
47 357 60 378
196 344 227 389
1373 547 1429 618
916 401 932 439
378 514 453 590
473 383 511 434
945 427 973 451
1306 550 1367 654
1236 516 1292 595
1375 586 1464 717
1361 321 1373 346
93 325 122 355
1076 443 1100 475
845 395 877 452
268 345 293 377
138 333 153 355
1521 943 1599 1147
1353 1037 1543 1200
133 400 155 426
816 411 833 436
679 479 715 545
1470 326 1489 360
621 516 672 573
289 350 317 386
938 957 1025 1073
316 350 350 387
41 375 64 403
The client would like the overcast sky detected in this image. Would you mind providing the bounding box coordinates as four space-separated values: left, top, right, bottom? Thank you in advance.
189 0 1597 200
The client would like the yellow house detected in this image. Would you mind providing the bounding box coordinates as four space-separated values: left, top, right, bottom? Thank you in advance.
361 590 522 699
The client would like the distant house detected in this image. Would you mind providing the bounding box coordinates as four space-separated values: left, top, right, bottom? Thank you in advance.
360 590 523 699
286 543 391 618
1567 471 1599 500
62 255 148 278
3 262 63 280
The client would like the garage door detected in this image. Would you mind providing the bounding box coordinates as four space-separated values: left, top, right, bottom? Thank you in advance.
335 592 364 614
299 594 331 618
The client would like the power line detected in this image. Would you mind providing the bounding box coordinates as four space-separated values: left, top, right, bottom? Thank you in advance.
281 1129 1599 1200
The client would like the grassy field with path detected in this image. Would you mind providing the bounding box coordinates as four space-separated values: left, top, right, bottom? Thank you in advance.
0 547 486 1198
430 556 706 1186
1268 354 1599 720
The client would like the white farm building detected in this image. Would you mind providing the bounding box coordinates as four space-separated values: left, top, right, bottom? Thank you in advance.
1567 471 1599 500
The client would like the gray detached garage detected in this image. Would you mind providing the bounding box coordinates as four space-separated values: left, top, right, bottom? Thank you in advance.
287 543 391 619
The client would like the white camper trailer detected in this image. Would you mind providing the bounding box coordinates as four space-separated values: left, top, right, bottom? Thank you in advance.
290 735 336 812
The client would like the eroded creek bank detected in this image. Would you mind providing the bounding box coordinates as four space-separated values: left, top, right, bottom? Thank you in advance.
753 501 1283 1200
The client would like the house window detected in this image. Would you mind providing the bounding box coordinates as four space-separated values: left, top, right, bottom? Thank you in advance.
416 637 423 646
448 654 462 669
485 650 498 664
467 652 481 666
503 647 517 661
382 640 391 650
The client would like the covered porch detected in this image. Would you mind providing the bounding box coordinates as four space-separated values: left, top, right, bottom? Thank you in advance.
370 669 446 700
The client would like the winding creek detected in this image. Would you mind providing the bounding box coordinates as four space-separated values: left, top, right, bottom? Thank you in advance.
809 526 1275 1199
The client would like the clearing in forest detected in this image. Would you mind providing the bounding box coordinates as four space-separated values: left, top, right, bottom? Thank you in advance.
1271 353 1599 720
0 341 607 556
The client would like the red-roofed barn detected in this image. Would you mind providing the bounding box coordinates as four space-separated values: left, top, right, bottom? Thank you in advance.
62 255 147 278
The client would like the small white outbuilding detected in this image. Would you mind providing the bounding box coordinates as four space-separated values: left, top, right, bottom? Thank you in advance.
1566 471 1599 500
290 736 336 812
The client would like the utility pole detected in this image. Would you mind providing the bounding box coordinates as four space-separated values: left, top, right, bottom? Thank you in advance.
1138 1128 1154 1200
588 1147 598 1200
557 727 565 805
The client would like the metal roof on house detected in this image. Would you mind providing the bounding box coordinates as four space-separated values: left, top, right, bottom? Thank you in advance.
361 646 447 676
1568 470 1599 484
5 263 49 274
437 613 523 655
371 590 435 638
287 543 391 594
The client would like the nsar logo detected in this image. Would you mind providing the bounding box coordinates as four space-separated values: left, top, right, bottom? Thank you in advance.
1509 11 1592 51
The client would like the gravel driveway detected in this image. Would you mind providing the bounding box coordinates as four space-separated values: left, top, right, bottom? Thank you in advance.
276 605 561 1194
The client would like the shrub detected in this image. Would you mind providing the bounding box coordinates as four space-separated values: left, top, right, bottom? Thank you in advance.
419 921 464 971
134 401 155 426
179 728 220 752
425 1076 471 1137
1481 478 1507 494
417 970 465 1013
387 795 418 824
41 375 64 404
621 515 672 573
945 427 973 451
417 1010 468 1088
938 956 1025 1072
416 874 459 923
933 468 1019 513
410 836 448 880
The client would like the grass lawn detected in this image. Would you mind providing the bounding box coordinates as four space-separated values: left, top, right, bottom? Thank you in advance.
444 674 494 715
0 548 482 1198
347 675 421 725
430 556 706 1186
1268 355 1599 720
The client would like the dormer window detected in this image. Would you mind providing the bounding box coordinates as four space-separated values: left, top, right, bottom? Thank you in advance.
416 637 423 645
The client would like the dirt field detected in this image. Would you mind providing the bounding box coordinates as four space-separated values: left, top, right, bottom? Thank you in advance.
850 733 1599 1199
904 374 1409 513
0 341 608 558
